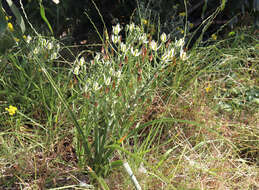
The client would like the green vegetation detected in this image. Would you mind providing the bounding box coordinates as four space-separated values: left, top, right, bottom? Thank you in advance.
0 0 258 189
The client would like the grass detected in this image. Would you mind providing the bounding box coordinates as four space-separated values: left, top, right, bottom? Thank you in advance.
0 18 258 190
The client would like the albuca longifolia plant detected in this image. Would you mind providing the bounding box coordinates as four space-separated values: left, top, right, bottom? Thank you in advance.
69 22 189 176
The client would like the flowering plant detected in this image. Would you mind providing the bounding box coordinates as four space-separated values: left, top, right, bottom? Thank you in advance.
69 22 189 175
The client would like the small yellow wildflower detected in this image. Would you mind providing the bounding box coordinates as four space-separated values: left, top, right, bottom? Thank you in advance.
189 23 194 28
211 34 217 40
228 31 235 37
23 35 27 40
14 37 20 42
5 105 18 116
173 5 178 9
179 12 186 17
177 27 185 34
141 19 148 25
5 16 12 21
205 83 212 93
7 22 14 32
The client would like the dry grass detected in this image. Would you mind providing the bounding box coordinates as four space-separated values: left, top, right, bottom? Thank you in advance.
107 85 259 189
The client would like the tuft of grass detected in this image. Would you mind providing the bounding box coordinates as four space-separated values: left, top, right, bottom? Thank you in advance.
0 10 258 190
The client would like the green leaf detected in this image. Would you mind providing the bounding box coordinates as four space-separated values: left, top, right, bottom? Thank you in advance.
6 0 25 33
221 0 227 11
110 160 123 169
39 2 53 34
201 0 208 19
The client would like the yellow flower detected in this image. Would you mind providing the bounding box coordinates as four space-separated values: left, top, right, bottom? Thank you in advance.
211 34 217 40
177 27 185 34
141 19 148 25
179 12 186 17
7 22 14 32
5 16 12 21
14 37 20 42
205 83 212 93
228 31 235 37
189 23 194 28
5 105 18 116
23 35 27 39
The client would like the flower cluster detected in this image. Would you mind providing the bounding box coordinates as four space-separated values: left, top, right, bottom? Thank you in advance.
29 37 61 61
71 22 190 131
73 57 86 75
111 23 122 44
73 22 190 94
5 105 18 116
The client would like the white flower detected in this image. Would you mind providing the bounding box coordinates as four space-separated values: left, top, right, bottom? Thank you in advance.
180 48 188 61
161 48 175 62
50 52 58 60
104 75 111 85
26 35 32 43
73 65 80 75
94 53 100 62
139 33 148 44
168 48 175 58
56 43 60 51
111 34 120 44
120 42 127 53
116 70 122 78
33 47 39 54
131 47 141 57
93 81 101 91
52 0 59 4
135 26 141 32
47 42 53 50
41 39 47 47
129 23 135 32
79 57 85 66
160 33 167 43
113 24 122 35
150 40 159 51
176 38 184 48
161 53 169 62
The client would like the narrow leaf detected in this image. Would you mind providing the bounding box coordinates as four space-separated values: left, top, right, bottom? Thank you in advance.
6 0 25 33
221 0 227 11
39 2 53 34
